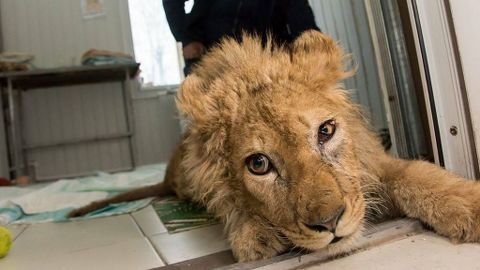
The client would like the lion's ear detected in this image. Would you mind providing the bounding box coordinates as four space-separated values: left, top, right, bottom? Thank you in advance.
176 74 215 125
291 30 353 83
176 74 228 154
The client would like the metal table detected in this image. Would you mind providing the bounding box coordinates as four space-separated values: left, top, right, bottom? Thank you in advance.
0 63 139 180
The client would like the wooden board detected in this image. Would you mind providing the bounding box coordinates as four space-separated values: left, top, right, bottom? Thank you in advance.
151 219 424 270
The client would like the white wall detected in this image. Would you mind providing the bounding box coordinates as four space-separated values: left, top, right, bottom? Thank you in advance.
134 93 180 165
448 0 480 169
0 0 181 180
1 0 133 68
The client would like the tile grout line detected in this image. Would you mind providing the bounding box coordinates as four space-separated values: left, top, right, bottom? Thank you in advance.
10 224 29 241
129 213 170 265
146 234 170 266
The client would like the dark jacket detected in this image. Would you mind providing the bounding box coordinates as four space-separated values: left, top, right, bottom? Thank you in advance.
163 0 319 48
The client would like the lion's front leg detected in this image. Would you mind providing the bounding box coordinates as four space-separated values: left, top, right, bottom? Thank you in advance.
228 218 289 262
380 158 480 243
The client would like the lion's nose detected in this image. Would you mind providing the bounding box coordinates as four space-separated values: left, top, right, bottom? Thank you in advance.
306 206 345 233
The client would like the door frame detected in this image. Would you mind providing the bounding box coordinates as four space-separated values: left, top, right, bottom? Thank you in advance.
447 0 480 178
404 0 478 178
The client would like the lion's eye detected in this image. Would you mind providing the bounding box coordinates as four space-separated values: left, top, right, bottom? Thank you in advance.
246 154 272 175
318 119 336 145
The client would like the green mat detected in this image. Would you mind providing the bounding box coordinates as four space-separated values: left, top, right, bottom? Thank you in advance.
152 197 220 234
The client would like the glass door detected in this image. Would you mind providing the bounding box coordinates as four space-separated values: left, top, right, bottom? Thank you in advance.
309 0 478 178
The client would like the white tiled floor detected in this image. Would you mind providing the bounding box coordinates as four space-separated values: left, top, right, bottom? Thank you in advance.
3 207 480 270
131 205 168 236
149 224 230 264
307 232 480 270
5 224 27 240
0 205 229 270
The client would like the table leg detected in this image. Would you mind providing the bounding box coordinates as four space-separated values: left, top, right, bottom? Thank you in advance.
0 85 10 178
7 78 22 178
122 70 137 169
17 88 30 179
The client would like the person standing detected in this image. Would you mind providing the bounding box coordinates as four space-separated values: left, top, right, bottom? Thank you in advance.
163 0 319 75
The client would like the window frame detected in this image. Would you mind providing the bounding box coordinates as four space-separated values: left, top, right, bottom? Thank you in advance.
124 0 185 93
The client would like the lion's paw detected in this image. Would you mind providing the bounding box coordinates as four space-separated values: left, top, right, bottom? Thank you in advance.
430 198 480 243
229 221 288 262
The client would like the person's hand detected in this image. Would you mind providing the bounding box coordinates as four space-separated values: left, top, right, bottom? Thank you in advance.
183 41 206 60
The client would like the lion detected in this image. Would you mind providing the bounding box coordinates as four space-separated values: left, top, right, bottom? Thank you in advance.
69 31 480 262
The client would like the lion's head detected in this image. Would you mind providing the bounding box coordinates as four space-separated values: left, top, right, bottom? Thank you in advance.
177 31 377 255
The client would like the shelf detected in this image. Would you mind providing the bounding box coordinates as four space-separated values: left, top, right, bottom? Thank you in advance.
0 63 139 89
0 63 139 180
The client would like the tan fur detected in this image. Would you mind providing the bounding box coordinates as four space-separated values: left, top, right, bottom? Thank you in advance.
70 31 480 262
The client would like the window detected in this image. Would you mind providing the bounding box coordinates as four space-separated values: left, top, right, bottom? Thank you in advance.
128 0 183 88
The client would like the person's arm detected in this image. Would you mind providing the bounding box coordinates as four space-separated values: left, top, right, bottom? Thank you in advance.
163 0 206 59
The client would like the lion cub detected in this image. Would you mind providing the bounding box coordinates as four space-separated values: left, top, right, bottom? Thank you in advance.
70 31 480 262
